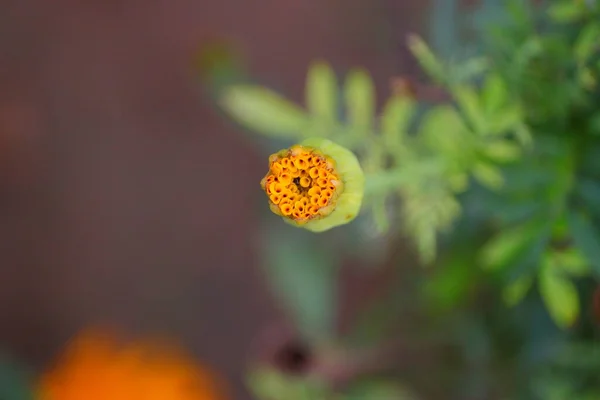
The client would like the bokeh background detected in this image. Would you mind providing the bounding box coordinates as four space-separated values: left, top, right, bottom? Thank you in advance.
3 1 586 400
0 1 431 399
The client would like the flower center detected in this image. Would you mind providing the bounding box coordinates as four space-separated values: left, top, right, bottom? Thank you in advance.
261 145 342 222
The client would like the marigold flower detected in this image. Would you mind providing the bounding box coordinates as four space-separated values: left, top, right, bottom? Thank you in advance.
37 328 228 400
260 138 364 232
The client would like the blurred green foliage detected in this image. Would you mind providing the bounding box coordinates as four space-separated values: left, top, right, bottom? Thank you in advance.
214 0 600 398
259 223 339 343
248 368 417 400
0 355 34 400
247 367 330 400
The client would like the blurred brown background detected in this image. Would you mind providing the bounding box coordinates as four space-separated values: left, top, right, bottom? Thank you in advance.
0 1 426 398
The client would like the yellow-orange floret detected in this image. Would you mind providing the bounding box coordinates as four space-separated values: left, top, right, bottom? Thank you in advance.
260 145 343 223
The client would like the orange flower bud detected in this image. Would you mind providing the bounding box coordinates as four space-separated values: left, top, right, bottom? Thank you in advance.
260 138 364 232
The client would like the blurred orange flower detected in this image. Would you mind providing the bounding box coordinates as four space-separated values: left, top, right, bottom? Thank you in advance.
37 328 229 400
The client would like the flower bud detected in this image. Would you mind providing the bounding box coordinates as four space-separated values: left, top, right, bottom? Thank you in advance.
260 138 365 232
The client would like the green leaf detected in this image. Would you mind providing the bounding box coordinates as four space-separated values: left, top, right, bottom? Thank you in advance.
407 34 445 84
451 57 490 84
306 62 338 123
344 69 375 130
503 273 534 307
419 106 470 157
472 162 504 190
342 379 418 400
539 261 579 328
547 1 586 23
220 85 308 137
448 172 468 193
481 140 521 163
479 219 547 271
553 248 590 277
451 85 486 134
381 95 416 147
415 221 437 265
482 73 508 113
504 229 551 282
566 210 600 277
261 226 338 341
487 105 525 136
513 123 533 146
574 23 600 63
514 37 543 70
247 367 330 400
403 190 461 265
